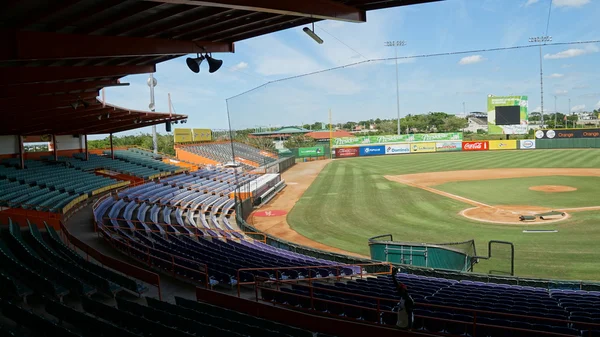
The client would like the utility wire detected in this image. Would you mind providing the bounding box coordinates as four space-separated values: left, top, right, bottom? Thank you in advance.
227 39 600 101
315 24 368 60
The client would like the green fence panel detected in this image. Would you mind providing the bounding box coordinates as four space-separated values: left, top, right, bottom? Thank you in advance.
536 139 550 149
369 241 471 272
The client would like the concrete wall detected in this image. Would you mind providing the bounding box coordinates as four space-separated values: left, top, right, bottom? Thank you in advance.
0 135 19 155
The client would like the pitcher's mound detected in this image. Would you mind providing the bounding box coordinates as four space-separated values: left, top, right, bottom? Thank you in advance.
461 205 568 225
529 185 577 193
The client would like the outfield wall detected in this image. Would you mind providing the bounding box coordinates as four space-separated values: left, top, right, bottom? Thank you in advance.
332 138 600 158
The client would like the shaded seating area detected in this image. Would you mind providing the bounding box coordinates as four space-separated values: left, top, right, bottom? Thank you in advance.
0 159 123 213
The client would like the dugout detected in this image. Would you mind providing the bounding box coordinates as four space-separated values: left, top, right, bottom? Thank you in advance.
368 234 477 272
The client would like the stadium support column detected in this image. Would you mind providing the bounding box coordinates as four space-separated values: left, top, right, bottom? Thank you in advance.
148 74 158 154
18 135 24 169
52 134 57 161
109 133 114 160
84 134 89 161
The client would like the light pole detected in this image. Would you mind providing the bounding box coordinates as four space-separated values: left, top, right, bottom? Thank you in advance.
554 95 557 127
147 74 158 154
568 98 571 128
384 40 406 135
529 36 552 128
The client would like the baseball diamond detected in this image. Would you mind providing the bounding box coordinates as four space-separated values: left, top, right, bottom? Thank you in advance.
251 149 600 281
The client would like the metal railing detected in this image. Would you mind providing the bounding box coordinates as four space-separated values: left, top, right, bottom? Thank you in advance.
254 278 600 337
97 225 210 289
236 262 392 297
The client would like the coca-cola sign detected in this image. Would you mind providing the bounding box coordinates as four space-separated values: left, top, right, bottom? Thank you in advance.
462 141 489 151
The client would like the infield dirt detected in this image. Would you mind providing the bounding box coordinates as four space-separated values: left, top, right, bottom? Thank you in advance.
248 160 368 258
386 168 600 224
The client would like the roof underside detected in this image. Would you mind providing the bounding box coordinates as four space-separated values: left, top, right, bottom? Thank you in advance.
0 0 441 136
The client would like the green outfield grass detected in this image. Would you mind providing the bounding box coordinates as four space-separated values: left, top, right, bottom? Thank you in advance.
435 176 600 209
287 149 600 281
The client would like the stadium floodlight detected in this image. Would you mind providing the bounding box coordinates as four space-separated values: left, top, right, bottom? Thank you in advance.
303 23 323 44
384 40 407 135
528 35 551 127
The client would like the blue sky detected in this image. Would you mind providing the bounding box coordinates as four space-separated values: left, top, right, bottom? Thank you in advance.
101 0 600 137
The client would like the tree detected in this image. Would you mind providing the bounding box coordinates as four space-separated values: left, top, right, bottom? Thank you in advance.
378 120 397 134
248 137 276 152
442 116 468 132
283 135 316 149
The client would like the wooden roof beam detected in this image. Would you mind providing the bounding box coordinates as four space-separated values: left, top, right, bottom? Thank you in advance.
143 0 366 23
0 80 127 98
0 64 155 85
0 30 234 62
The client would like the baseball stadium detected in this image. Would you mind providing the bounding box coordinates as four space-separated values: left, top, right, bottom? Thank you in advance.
1 1 600 337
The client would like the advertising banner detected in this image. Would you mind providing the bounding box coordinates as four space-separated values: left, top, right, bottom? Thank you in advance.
192 128 212 142
410 142 436 153
436 142 462 152
519 139 536 149
489 140 517 151
298 146 325 157
487 95 528 135
333 132 462 147
335 147 359 158
359 145 385 156
174 128 193 143
385 144 410 155
535 128 600 139
462 141 489 151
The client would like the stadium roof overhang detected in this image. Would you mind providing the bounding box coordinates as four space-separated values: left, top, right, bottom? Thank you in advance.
0 0 441 136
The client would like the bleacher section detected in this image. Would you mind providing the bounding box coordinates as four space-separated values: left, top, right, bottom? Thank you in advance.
181 142 277 170
263 273 600 336
94 168 358 287
0 159 125 214
0 219 321 337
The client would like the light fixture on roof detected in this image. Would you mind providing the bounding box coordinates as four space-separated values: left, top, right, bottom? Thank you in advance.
106 112 110 119
186 53 223 73
303 22 323 44
97 115 102 121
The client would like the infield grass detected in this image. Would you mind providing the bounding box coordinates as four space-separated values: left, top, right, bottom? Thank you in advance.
435 176 600 208
287 149 600 281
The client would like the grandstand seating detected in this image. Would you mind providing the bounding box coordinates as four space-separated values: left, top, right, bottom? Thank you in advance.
182 142 277 169
262 273 600 336
0 159 124 213
0 221 329 337
94 169 358 287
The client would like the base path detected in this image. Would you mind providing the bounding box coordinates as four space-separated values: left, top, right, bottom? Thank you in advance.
249 160 369 259
386 168 600 225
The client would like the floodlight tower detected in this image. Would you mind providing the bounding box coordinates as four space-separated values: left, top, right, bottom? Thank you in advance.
384 40 407 135
528 35 552 128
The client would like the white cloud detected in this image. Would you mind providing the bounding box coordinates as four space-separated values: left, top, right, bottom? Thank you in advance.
561 64 573 68
572 84 589 89
595 101 600 109
230 62 248 71
545 45 598 59
571 104 586 112
525 0 540 6
553 0 590 7
548 73 564 78
554 89 569 96
458 55 485 65
531 106 541 113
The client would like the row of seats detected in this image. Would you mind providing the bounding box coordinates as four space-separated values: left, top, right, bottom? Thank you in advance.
94 169 358 287
263 272 600 336
106 150 182 173
0 220 147 302
0 159 122 213
182 142 277 169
